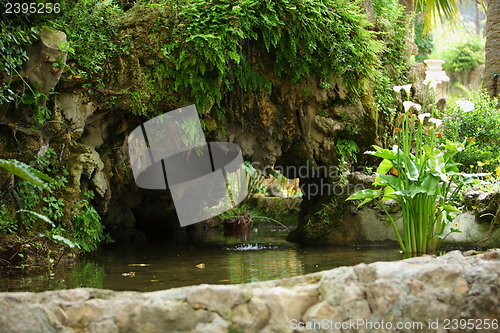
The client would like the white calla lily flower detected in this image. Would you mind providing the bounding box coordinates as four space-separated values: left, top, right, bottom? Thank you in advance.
418 113 431 122
393 84 412 93
402 84 412 93
393 85 403 92
429 118 443 126
456 100 474 112
403 101 421 112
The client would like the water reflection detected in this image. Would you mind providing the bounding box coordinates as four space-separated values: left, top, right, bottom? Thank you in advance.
0 226 403 292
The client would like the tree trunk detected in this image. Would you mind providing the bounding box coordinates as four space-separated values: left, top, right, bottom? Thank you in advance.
361 0 376 23
474 0 480 35
398 0 413 15
484 0 500 99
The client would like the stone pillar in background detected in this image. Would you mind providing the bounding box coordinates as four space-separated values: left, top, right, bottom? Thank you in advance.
424 59 450 101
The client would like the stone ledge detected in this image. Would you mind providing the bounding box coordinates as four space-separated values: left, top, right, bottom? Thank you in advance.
0 250 499 333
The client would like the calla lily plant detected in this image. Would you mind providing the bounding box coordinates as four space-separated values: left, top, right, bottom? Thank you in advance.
348 84 485 254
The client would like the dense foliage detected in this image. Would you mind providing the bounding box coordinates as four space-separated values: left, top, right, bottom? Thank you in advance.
1 0 403 119
2 0 393 118
0 1 122 108
0 157 78 264
164 0 381 113
0 24 38 104
432 36 485 73
371 0 411 126
414 19 434 62
0 149 110 253
50 1 123 75
440 91 500 174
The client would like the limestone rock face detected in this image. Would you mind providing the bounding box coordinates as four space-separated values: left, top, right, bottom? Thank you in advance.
0 250 499 333
221 76 378 171
24 28 68 95
49 5 379 237
0 4 383 240
56 92 97 139
66 143 108 198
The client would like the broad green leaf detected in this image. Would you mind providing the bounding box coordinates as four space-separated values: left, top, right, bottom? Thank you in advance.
444 163 461 172
346 188 381 201
423 144 434 157
381 186 395 201
419 174 440 194
389 189 414 198
450 228 462 233
357 197 374 207
17 209 55 228
365 145 397 160
404 158 419 181
378 174 401 190
442 204 460 212
427 152 447 181
0 159 55 190
52 234 77 248
435 153 446 174
373 175 385 186
243 161 257 177
443 140 463 154
376 159 394 176
406 184 430 197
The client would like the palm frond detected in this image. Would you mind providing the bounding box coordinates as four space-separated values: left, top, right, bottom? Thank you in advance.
415 0 461 33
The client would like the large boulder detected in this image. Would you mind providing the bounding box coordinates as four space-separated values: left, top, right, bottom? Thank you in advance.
0 250 499 332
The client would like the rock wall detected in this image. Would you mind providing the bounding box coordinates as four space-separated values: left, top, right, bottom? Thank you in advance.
287 172 500 247
1 2 415 247
305 208 500 248
446 65 485 97
0 250 499 333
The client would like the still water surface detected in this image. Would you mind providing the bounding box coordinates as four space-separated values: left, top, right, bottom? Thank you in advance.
0 226 404 292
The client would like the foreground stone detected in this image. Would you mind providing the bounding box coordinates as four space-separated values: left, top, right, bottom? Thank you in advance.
0 250 499 333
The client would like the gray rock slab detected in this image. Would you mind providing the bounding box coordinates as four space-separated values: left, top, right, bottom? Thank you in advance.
0 250 499 333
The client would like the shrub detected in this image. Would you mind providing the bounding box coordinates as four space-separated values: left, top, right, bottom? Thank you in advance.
440 90 500 174
71 191 110 252
371 0 411 124
413 19 434 63
432 36 485 73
